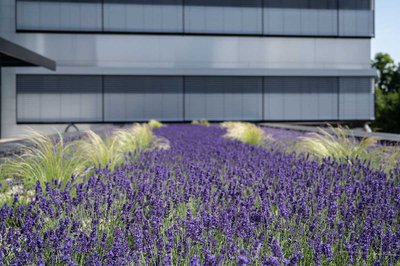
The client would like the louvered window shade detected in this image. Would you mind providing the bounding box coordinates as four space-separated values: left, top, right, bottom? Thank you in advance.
17 75 103 123
103 76 184 121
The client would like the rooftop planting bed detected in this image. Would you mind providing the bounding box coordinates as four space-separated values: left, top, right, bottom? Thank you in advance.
0 123 399 265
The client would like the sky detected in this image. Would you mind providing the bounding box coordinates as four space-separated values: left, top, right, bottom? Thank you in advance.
371 0 400 63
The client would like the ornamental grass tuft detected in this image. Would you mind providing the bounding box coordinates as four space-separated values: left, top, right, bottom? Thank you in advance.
78 130 122 171
191 120 210 127
148 119 164 129
0 130 82 186
221 122 266 146
296 125 378 164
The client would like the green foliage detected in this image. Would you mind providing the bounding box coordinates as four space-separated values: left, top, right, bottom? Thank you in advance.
373 87 400 133
372 53 400 92
372 53 400 133
191 120 210 126
221 122 265 146
148 119 164 129
296 125 378 164
0 131 82 186
0 124 167 188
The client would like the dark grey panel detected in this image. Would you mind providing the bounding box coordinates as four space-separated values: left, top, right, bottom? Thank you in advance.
104 76 184 121
0 37 56 70
104 76 182 93
17 0 100 2
104 0 181 4
186 0 261 7
264 0 337 9
17 75 102 93
264 77 339 120
185 77 262 120
339 0 372 10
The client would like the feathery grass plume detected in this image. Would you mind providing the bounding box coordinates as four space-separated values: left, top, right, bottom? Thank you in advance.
114 124 156 156
222 122 265 146
296 125 378 164
148 119 164 129
78 130 122 171
368 145 400 172
191 120 210 127
0 130 82 186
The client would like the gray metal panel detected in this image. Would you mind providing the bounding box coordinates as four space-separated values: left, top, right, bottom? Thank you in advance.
264 0 337 9
184 77 262 121
339 10 374 37
0 37 56 70
264 77 338 120
339 77 374 120
104 2 183 32
338 0 372 10
263 8 338 36
184 6 262 34
16 75 103 122
17 75 102 93
17 1 102 31
104 76 183 121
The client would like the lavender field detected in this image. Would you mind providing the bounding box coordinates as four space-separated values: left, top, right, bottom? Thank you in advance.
0 124 399 265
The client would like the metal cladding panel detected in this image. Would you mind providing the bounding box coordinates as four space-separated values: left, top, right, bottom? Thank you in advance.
184 5 262 34
264 0 338 9
16 75 103 122
339 77 374 120
16 1 102 31
104 76 184 121
184 77 262 121
264 77 339 120
263 8 338 36
17 75 102 93
339 10 374 37
338 0 372 10
104 1 183 32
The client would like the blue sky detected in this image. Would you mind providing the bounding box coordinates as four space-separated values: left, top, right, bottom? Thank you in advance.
371 0 400 63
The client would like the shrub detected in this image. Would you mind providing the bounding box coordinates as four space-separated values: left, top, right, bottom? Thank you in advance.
373 87 400 133
0 131 82 186
148 119 164 129
296 125 378 164
222 122 265 146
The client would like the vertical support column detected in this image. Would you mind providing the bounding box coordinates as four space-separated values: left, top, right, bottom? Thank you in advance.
0 67 2 138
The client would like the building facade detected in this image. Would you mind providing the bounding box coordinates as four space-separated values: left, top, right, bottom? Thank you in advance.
0 0 375 138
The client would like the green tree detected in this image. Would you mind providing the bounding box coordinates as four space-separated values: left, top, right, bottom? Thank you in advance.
372 53 398 92
372 53 400 133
